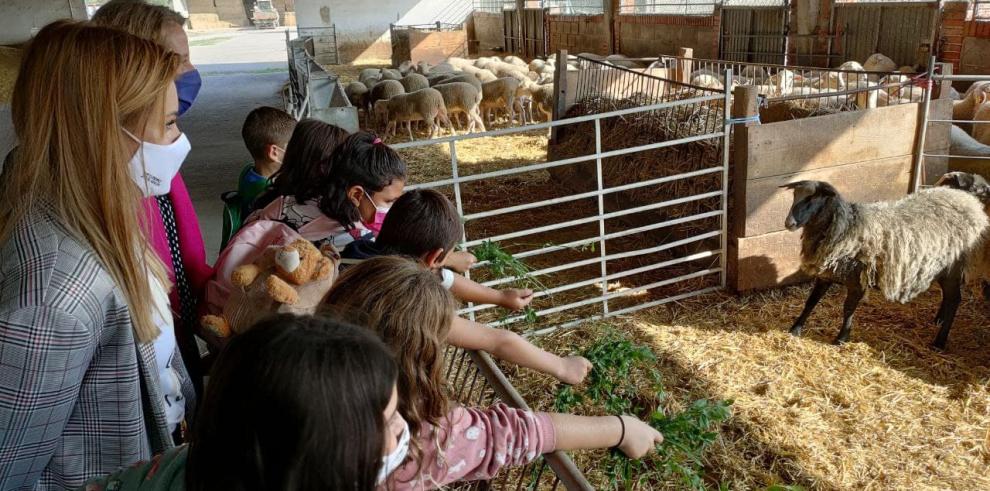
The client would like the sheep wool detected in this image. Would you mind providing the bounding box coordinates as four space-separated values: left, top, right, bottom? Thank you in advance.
803 187 988 303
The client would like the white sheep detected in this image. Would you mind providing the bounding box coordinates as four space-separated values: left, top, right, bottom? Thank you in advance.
781 180 988 349
368 80 405 128
863 53 897 73
399 73 429 93
481 77 520 126
504 55 528 69
377 88 452 140
344 81 370 121
954 82 990 121
950 123 990 157
972 101 990 145
433 82 485 134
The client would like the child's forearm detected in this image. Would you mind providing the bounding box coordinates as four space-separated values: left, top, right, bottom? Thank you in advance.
549 413 623 450
447 316 565 380
449 274 504 306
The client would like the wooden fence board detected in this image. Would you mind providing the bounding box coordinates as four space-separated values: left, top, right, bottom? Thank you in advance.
732 229 808 292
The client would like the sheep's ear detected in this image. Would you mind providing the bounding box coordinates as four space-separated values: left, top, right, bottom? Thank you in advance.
935 171 967 189
779 180 818 194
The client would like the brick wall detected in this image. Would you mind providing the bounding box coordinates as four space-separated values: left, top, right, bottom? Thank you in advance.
615 13 719 59
939 1 968 70
547 14 610 55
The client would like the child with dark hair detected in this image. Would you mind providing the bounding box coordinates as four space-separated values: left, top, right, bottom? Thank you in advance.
80 314 407 491
344 188 533 309
244 131 400 251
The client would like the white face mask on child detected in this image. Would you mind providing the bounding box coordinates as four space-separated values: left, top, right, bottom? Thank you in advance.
122 128 191 197
377 418 410 485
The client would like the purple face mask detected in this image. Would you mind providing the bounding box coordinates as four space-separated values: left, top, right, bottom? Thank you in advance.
175 69 202 116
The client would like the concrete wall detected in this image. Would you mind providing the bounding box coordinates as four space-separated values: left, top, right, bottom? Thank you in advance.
615 14 719 59
472 11 504 52
0 0 87 45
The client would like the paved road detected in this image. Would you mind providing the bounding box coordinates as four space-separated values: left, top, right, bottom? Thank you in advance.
182 28 292 260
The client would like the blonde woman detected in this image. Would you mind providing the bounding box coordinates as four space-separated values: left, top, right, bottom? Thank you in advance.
0 21 195 489
93 0 212 395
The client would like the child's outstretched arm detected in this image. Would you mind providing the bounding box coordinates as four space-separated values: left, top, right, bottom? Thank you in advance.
448 274 534 311
447 316 591 385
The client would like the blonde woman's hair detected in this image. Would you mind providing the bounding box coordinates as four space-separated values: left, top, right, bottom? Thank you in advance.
322 256 458 466
91 0 186 46
2 21 180 343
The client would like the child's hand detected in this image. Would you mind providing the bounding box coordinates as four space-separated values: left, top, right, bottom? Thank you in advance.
556 356 592 385
444 251 477 273
617 416 664 459
499 288 534 311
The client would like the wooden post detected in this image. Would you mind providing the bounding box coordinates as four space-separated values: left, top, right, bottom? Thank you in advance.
604 0 616 54
675 47 693 85
551 49 569 144
726 85 760 293
515 0 524 56
939 62 953 100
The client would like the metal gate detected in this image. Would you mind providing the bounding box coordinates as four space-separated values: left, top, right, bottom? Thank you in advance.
503 7 548 57
720 0 789 64
391 56 731 334
832 1 938 68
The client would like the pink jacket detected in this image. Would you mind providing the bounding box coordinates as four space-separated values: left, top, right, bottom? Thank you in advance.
386 404 556 490
143 174 213 317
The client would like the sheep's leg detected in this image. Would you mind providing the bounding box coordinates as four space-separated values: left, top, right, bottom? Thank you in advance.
789 279 831 337
407 121 415 141
932 264 964 350
832 282 865 345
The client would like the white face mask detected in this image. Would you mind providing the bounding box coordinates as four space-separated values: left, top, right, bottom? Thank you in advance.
123 128 191 197
377 418 410 485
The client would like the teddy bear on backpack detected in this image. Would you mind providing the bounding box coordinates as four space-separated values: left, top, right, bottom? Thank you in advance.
201 239 338 338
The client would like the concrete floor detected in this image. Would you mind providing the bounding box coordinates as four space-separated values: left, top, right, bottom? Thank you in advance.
181 28 293 261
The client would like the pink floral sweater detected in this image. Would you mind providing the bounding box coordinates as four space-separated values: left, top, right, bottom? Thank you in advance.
385 404 556 490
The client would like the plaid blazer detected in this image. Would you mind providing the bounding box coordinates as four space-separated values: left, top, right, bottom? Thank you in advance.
0 206 196 490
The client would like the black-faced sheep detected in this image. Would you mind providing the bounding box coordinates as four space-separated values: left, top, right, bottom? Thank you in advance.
936 171 990 301
782 180 988 349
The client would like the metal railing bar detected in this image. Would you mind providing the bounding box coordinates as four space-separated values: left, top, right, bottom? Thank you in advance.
390 93 724 150
458 249 718 315
464 166 724 221
924 154 990 160
491 267 720 326
523 286 721 338
470 210 724 269
463 190 721 248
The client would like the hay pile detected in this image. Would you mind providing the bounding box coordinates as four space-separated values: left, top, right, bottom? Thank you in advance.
508 286 990 490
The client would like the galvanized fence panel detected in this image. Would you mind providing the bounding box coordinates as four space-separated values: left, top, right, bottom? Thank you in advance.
915 61 990 192
652 53 927 114
393 62 731 335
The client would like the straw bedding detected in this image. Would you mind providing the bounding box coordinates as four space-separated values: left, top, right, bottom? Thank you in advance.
506 286 990 490
360 80 989 490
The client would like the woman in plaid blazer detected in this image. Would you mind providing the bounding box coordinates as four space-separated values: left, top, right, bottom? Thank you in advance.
0 22 195 490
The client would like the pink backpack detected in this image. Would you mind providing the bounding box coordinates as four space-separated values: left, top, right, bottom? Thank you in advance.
204 196 346 324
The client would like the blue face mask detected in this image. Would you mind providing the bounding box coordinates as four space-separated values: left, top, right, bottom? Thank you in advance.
175 69 202 116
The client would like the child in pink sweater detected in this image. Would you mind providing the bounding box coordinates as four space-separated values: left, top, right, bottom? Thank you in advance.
324 256 663 489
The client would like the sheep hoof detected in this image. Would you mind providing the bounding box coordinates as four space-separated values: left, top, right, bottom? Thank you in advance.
831 336 848 346
788 325 803 337
930 342 947 353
